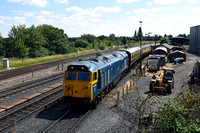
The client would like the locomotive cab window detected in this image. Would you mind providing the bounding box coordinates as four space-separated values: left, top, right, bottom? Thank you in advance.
65 72 76 80
78 72 91 81
93 72 97 81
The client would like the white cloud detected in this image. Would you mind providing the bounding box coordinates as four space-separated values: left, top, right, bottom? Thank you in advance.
35 15 54 24
125 11 131 15
187 7 200 13
0 20 4 24
66 6 84 12
133 7 165 15
146 2 152 6
153 0 181 5
7 0 48 7
66 6 121 13
54 0 69 4
13 17 26 23
65 6 121 23
12 10 36 17
166 7 175 11
116 0 139 3
188 0 197 3
41 11 54 16
0 16 26 23
93 6 121 13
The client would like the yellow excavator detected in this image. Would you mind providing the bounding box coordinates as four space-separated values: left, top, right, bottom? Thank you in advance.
149 68 175 94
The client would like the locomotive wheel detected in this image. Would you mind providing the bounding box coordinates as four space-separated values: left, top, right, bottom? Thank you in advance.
149 82 154 93
91 98 98 109
167 83 172 94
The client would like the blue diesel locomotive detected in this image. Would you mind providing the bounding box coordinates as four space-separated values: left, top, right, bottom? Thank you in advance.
63 44 153 105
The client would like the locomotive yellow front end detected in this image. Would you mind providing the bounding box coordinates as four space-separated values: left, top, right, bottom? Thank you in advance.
63 64 98 104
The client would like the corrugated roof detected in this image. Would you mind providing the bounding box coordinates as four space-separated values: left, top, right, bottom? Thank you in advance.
161 43 173 49
154 46 168 53
171 50 184 54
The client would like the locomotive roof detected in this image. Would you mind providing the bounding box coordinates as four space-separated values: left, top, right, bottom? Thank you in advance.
67 51 127 72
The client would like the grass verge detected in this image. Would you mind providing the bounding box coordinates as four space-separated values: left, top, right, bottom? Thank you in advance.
0 49 97 70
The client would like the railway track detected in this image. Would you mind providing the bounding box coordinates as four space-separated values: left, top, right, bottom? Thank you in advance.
0 48 120 81
0 84 63 132
42 107 91 133
0 73 63 102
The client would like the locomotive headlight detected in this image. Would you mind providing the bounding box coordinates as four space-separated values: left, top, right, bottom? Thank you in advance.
88 84 90 88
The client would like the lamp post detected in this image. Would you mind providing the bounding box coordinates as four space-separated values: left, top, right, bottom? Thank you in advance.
154 34 158 45
139 21 142 73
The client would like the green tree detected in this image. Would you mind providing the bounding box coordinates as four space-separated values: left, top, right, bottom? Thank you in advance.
160 37 170 44
81 34 96 43
7 25 29 58
26 25 48 57
98 35 108 40
0 34 4 57
109 33 115 38
75 39 89 48
37 24 69 55
121 36 127 45
14 38 29 58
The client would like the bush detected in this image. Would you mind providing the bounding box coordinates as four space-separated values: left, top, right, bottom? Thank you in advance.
75 39 89 48
154 90 200 132
98 45 105 50
124 45 128 49
78 57 83 61
96 52 102 57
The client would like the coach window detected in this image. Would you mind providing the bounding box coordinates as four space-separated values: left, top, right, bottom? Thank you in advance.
93 72 97 81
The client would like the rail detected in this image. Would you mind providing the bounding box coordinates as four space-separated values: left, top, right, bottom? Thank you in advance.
0 73 63 100
0 84 63 132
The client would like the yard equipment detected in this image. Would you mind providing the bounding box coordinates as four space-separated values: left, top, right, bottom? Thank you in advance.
149 68 175 94
147 55 160 72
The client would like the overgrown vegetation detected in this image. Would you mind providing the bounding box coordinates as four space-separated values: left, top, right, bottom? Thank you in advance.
120 87 200 132
153 90 200 132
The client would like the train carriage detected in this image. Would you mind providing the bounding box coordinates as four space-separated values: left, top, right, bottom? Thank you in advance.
63 51 128 105
124 44 152 67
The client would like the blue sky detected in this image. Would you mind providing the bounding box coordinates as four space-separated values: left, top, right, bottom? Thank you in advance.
0 0 200 37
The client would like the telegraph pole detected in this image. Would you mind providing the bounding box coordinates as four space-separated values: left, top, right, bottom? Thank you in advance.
139 21 142 73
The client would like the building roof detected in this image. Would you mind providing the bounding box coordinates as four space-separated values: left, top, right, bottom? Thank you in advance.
154 46 168 53
171 36 189 40
171 50 185 55
161 43 173 49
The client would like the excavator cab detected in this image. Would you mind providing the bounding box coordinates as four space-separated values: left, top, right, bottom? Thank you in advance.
163 68 175 83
